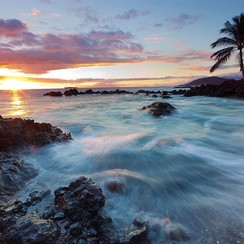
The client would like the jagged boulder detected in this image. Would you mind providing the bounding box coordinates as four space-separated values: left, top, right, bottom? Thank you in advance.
54 176 105 222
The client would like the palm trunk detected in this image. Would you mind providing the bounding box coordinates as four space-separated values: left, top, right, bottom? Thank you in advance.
240 48 244 80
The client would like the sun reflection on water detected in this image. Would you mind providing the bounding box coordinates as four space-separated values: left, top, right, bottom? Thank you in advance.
10 90 28 117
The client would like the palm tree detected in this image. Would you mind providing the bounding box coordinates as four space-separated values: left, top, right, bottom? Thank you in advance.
210 13 244 80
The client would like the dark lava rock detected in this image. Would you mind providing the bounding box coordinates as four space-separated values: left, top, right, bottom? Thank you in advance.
64 88 79 96
0 116 72 152
152 94 158 98
1 176 114 243
84 89 95 94
1 213 59 244
170 89 187 95
0 153 38 202
54 176 105 222
43 91 63 97
184 79 244 98
141 102 176 117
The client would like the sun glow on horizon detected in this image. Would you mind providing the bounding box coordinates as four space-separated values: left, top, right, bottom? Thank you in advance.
0 78 42 90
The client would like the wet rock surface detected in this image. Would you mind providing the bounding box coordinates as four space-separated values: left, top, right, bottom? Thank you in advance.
142 102 176 117
0 153 38 203
0 177 114 244
0 115 72 203
0 116 72 152
184 79 244 98
54 176 105 222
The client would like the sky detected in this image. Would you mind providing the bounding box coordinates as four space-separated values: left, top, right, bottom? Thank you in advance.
0 0 243 89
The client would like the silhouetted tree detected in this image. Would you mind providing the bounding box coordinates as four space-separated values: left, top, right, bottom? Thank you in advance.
210 13 244 79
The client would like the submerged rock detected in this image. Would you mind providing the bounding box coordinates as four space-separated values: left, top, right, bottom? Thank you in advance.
163 218 189 241
0 153 38 202
105 180 125 194
120 217 150 244
0 116 72 152
141 102 176 117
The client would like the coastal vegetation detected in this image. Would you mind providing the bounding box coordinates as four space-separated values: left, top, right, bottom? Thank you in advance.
210 13 244 79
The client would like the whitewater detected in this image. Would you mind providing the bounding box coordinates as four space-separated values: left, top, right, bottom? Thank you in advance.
0 87 244 243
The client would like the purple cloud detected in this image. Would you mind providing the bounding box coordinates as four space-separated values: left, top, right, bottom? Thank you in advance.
165 14 201 30
115 9 139 20
0 19 144 74
0 19 27 37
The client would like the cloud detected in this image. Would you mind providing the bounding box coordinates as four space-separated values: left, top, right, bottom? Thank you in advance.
154 23 163 28
144 35 164 43
72 7 100 24
146 50 211 63
165 14 201 30
53 13 61 19
115 9 139 20
0 19 144 74
0 18 211 75
32 9 41 17
0 19 27 37
22 9 42 17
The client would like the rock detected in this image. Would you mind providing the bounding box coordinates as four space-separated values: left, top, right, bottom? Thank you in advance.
43 91 63 96
120 222 149 243
1 176 114 243
141 102 176 117
184 79 244 98
0 116 72 152
152 94 158 98
106 181 125 194
0 213 59 244
26 189 51 206
85 89 94 94
54 176 105 222
0 153 38 202
170 89 186 95
64 89 79 96
163 218 189 241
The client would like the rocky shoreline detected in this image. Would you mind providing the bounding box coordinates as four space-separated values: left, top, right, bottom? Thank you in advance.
0 115 189 243
43 79 244 100
43 88 186 97
184 79 244 98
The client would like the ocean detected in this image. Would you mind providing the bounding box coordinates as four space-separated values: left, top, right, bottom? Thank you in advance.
0 87 244 243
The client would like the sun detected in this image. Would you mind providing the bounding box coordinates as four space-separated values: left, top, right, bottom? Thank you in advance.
1 78 41 90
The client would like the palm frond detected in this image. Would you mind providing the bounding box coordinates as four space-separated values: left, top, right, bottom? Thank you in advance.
211 47 234 60
210 13 244 76
210 47 233 72
211 37 237 48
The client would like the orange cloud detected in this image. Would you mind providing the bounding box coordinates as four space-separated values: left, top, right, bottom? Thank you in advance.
32 9 41 17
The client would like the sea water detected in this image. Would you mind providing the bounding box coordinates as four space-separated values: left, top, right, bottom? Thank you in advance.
0 88 243 243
